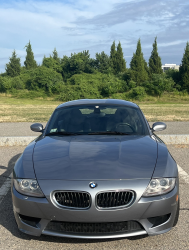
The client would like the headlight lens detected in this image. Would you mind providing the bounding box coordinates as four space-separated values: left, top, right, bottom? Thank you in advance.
142 178 176 197
14 179 45 197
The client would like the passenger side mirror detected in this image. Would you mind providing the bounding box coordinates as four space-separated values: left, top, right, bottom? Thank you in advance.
152 122 167 132
30 123 44 132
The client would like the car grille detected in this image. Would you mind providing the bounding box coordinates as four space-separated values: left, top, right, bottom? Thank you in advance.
97 191 134 208
53 191 90 209
45 220 143 234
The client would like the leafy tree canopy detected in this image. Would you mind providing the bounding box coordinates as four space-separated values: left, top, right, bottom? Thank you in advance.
95 51 110 73
143 74 174 97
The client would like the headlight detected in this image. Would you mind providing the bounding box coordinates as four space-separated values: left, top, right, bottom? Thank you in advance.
14 179 45 197
142 178 176 197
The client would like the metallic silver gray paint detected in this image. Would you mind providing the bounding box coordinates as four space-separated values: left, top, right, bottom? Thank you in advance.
56 99 138 109
30 123 44 132
11 99 179 239
32 135 157 180
152 122 167 132
13 140 36 179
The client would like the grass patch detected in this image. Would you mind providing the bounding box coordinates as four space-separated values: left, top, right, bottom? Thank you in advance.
1 93 189 122
0 94 61 122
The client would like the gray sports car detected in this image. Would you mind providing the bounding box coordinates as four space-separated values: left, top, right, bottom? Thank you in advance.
12 99 179 239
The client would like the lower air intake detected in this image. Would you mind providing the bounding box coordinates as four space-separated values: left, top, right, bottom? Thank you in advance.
45 220 143 234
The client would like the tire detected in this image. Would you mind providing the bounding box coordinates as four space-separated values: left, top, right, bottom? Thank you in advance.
173 199 180 227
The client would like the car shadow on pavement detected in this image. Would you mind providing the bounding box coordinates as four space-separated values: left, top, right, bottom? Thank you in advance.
0 153 148 244
0 153 21 182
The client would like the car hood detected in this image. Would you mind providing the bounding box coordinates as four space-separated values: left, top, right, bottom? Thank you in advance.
33 135 157 180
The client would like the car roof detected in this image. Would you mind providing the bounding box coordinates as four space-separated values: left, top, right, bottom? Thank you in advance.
56 99 138 109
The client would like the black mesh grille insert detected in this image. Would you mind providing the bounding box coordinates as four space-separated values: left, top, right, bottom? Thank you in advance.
54 192 90 208
97 191 134 208
45 221 143 234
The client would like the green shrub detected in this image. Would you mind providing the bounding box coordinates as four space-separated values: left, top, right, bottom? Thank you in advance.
126 86 146 101
25 67 64 93
11 76 25 89
56 83 102 102
0 76 12 92
143 74 175 97
66 72 127 97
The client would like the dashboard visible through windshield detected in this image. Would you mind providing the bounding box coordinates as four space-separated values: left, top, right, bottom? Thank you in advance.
46 105 148 135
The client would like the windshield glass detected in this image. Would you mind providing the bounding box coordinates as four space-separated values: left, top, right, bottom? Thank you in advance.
46 104 148 135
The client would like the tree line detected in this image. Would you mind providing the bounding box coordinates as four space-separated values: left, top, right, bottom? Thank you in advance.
0 38 189 101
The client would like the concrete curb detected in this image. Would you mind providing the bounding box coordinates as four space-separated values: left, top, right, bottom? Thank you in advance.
158 134 189 144
0 135 189 146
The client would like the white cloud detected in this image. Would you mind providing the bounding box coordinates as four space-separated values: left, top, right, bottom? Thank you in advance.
0 0 188 72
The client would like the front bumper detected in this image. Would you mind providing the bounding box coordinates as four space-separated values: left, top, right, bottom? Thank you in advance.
12 179 179 239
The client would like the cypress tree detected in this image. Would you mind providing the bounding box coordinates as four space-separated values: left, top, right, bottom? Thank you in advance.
130 39 148 84
24 41 37 69
179 42 189 92
110 41 117 74
116 41 126 73
149 37 163 75
5 50 21 77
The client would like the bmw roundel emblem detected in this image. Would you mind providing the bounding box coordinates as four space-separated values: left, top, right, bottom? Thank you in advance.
89 182 97 188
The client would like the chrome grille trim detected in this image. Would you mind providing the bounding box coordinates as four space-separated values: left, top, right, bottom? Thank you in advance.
96 190 135 209
51 191 91 210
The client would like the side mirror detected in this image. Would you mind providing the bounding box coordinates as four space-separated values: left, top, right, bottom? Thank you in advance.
152 122 167 132
30 123 44 132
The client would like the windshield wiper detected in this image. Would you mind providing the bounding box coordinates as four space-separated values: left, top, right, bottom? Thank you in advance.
88 131 134 135
46 132 82 136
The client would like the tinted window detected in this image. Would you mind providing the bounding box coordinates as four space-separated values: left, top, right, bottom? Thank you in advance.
46 105 148 135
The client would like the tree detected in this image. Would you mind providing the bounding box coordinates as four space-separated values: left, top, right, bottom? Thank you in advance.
143 74 174 98
52 48 60 63
95 51 110 73
42 56 61 73
116 41 126 73
179 41 189 92
149 37 163 76
110 41 117 74
5 50 21 77
60 50 95 81
26 66 64 93
24 41 37 69
130 39 148 84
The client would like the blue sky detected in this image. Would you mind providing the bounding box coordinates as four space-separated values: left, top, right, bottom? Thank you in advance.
0 0 189 72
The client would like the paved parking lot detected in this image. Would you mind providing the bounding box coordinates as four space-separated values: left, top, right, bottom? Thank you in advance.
0 145 189 250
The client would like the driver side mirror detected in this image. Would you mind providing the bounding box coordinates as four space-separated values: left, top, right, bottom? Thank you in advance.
151 122 167 132
30 123 44 132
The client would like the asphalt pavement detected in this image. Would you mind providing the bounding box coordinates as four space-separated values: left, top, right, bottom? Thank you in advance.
0 145 189 249
0 121 189 137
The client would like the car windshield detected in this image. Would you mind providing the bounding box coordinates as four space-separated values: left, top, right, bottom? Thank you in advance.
46 104 148 136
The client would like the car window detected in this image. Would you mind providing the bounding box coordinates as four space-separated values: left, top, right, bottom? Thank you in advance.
46 105 148 135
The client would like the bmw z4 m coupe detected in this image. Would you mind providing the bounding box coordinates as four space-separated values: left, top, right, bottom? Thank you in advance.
12 99 179 239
